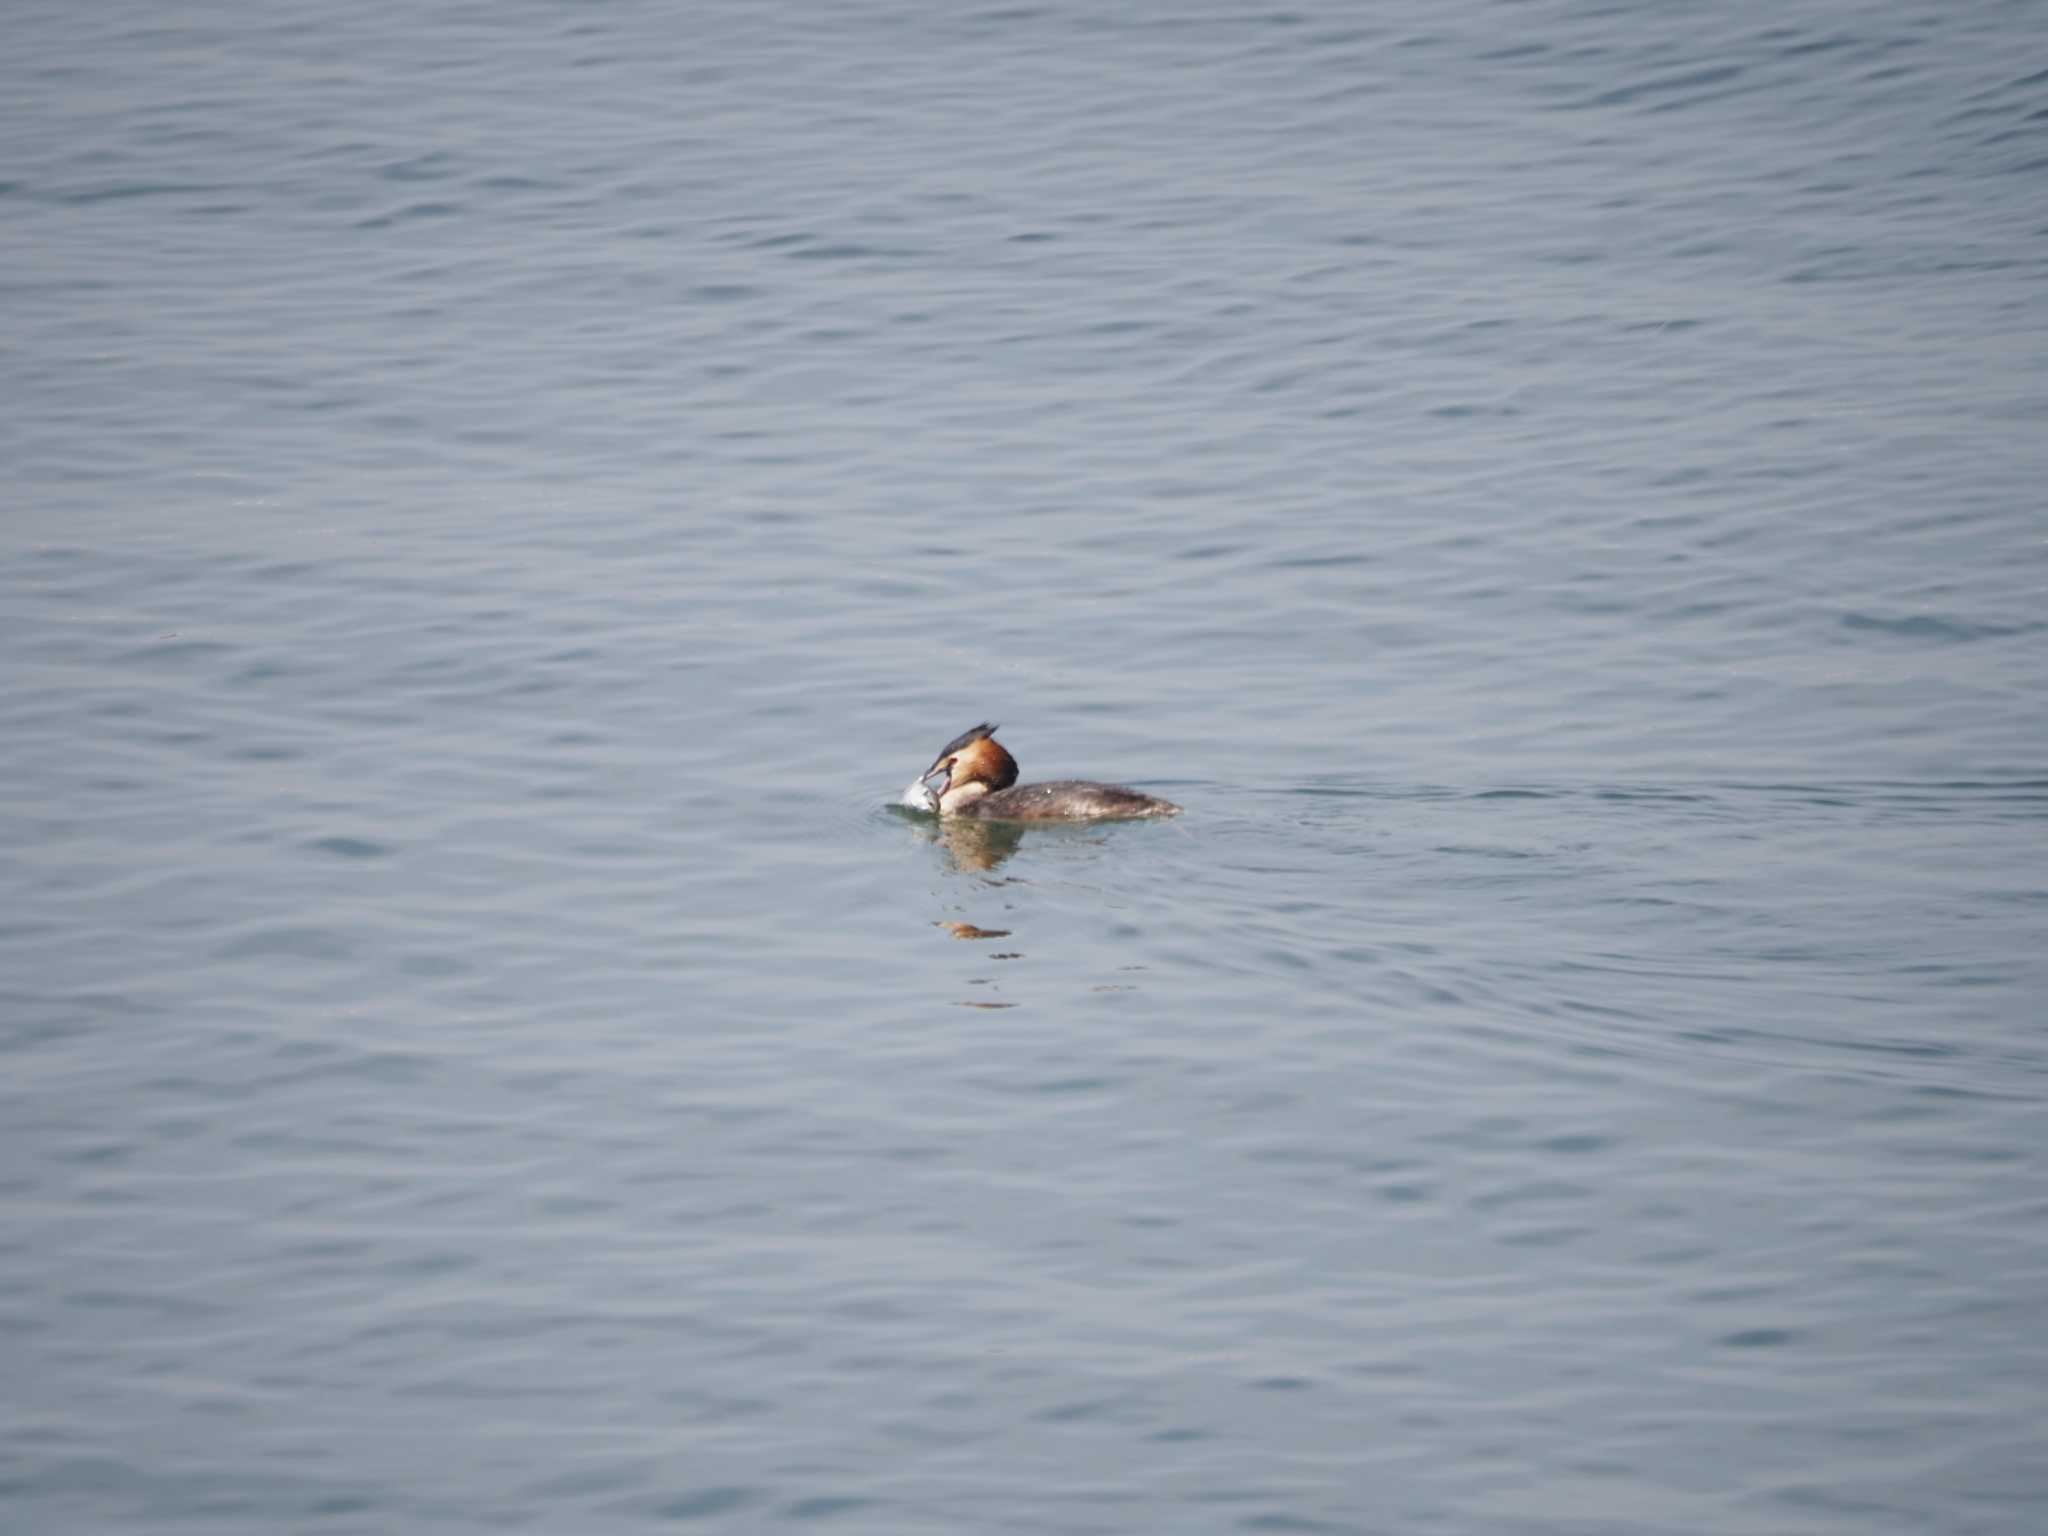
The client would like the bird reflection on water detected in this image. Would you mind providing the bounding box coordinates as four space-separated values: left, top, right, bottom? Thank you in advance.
921 815 1029 873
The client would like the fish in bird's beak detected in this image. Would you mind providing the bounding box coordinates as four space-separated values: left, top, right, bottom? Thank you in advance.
900 757 950 812
900 724 997 815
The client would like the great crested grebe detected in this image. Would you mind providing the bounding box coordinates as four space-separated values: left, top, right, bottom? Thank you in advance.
901 723 1181 821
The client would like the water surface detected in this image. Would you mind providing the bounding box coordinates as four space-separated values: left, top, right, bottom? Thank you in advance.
5 1 2046 1531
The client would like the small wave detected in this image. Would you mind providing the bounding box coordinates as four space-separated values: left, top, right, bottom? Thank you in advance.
304 835 390 860
1839 610 2038 643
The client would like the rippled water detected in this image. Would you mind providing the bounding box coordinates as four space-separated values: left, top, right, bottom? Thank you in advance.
6 1 2047 1530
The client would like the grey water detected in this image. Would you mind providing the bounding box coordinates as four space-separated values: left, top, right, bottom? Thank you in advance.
5 0 2047 1530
